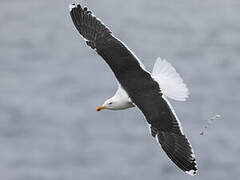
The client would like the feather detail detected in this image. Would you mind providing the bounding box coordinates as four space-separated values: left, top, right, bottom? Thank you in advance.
152 57 189 101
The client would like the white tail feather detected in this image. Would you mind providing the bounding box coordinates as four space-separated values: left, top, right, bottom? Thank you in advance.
152 57 189 101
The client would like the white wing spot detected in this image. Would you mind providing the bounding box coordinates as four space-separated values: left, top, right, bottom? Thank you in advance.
186 169 197 176
69 3 77 12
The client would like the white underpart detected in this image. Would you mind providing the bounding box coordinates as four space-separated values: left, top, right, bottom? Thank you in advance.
152 57 189 101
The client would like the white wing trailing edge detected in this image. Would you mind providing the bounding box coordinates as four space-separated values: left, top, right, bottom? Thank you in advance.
152 57 189 101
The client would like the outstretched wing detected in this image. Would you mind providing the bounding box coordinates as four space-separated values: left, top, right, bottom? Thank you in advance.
69 3 197 175
149 96 197 175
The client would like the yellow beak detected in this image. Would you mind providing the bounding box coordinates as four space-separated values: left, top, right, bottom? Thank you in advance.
96 105 105 112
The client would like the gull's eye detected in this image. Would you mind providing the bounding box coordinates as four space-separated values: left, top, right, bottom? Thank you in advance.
108 102 113 105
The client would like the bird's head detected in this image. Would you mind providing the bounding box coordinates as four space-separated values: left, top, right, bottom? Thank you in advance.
96 98 118 111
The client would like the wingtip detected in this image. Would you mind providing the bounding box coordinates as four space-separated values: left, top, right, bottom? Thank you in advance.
185 136 198 176
69 3 77 12
185 169 198 176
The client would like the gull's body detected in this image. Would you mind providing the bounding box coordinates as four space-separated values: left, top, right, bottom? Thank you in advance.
69 3 197 176
100 58 189 111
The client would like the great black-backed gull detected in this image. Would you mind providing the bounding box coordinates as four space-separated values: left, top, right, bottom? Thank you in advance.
69 3 197 176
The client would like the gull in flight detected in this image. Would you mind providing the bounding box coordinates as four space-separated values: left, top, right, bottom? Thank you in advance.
69 3 197 175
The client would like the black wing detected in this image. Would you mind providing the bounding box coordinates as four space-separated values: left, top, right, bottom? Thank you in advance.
69 3 197 175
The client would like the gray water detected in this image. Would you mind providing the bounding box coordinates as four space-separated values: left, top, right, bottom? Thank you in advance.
0 0 240 179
